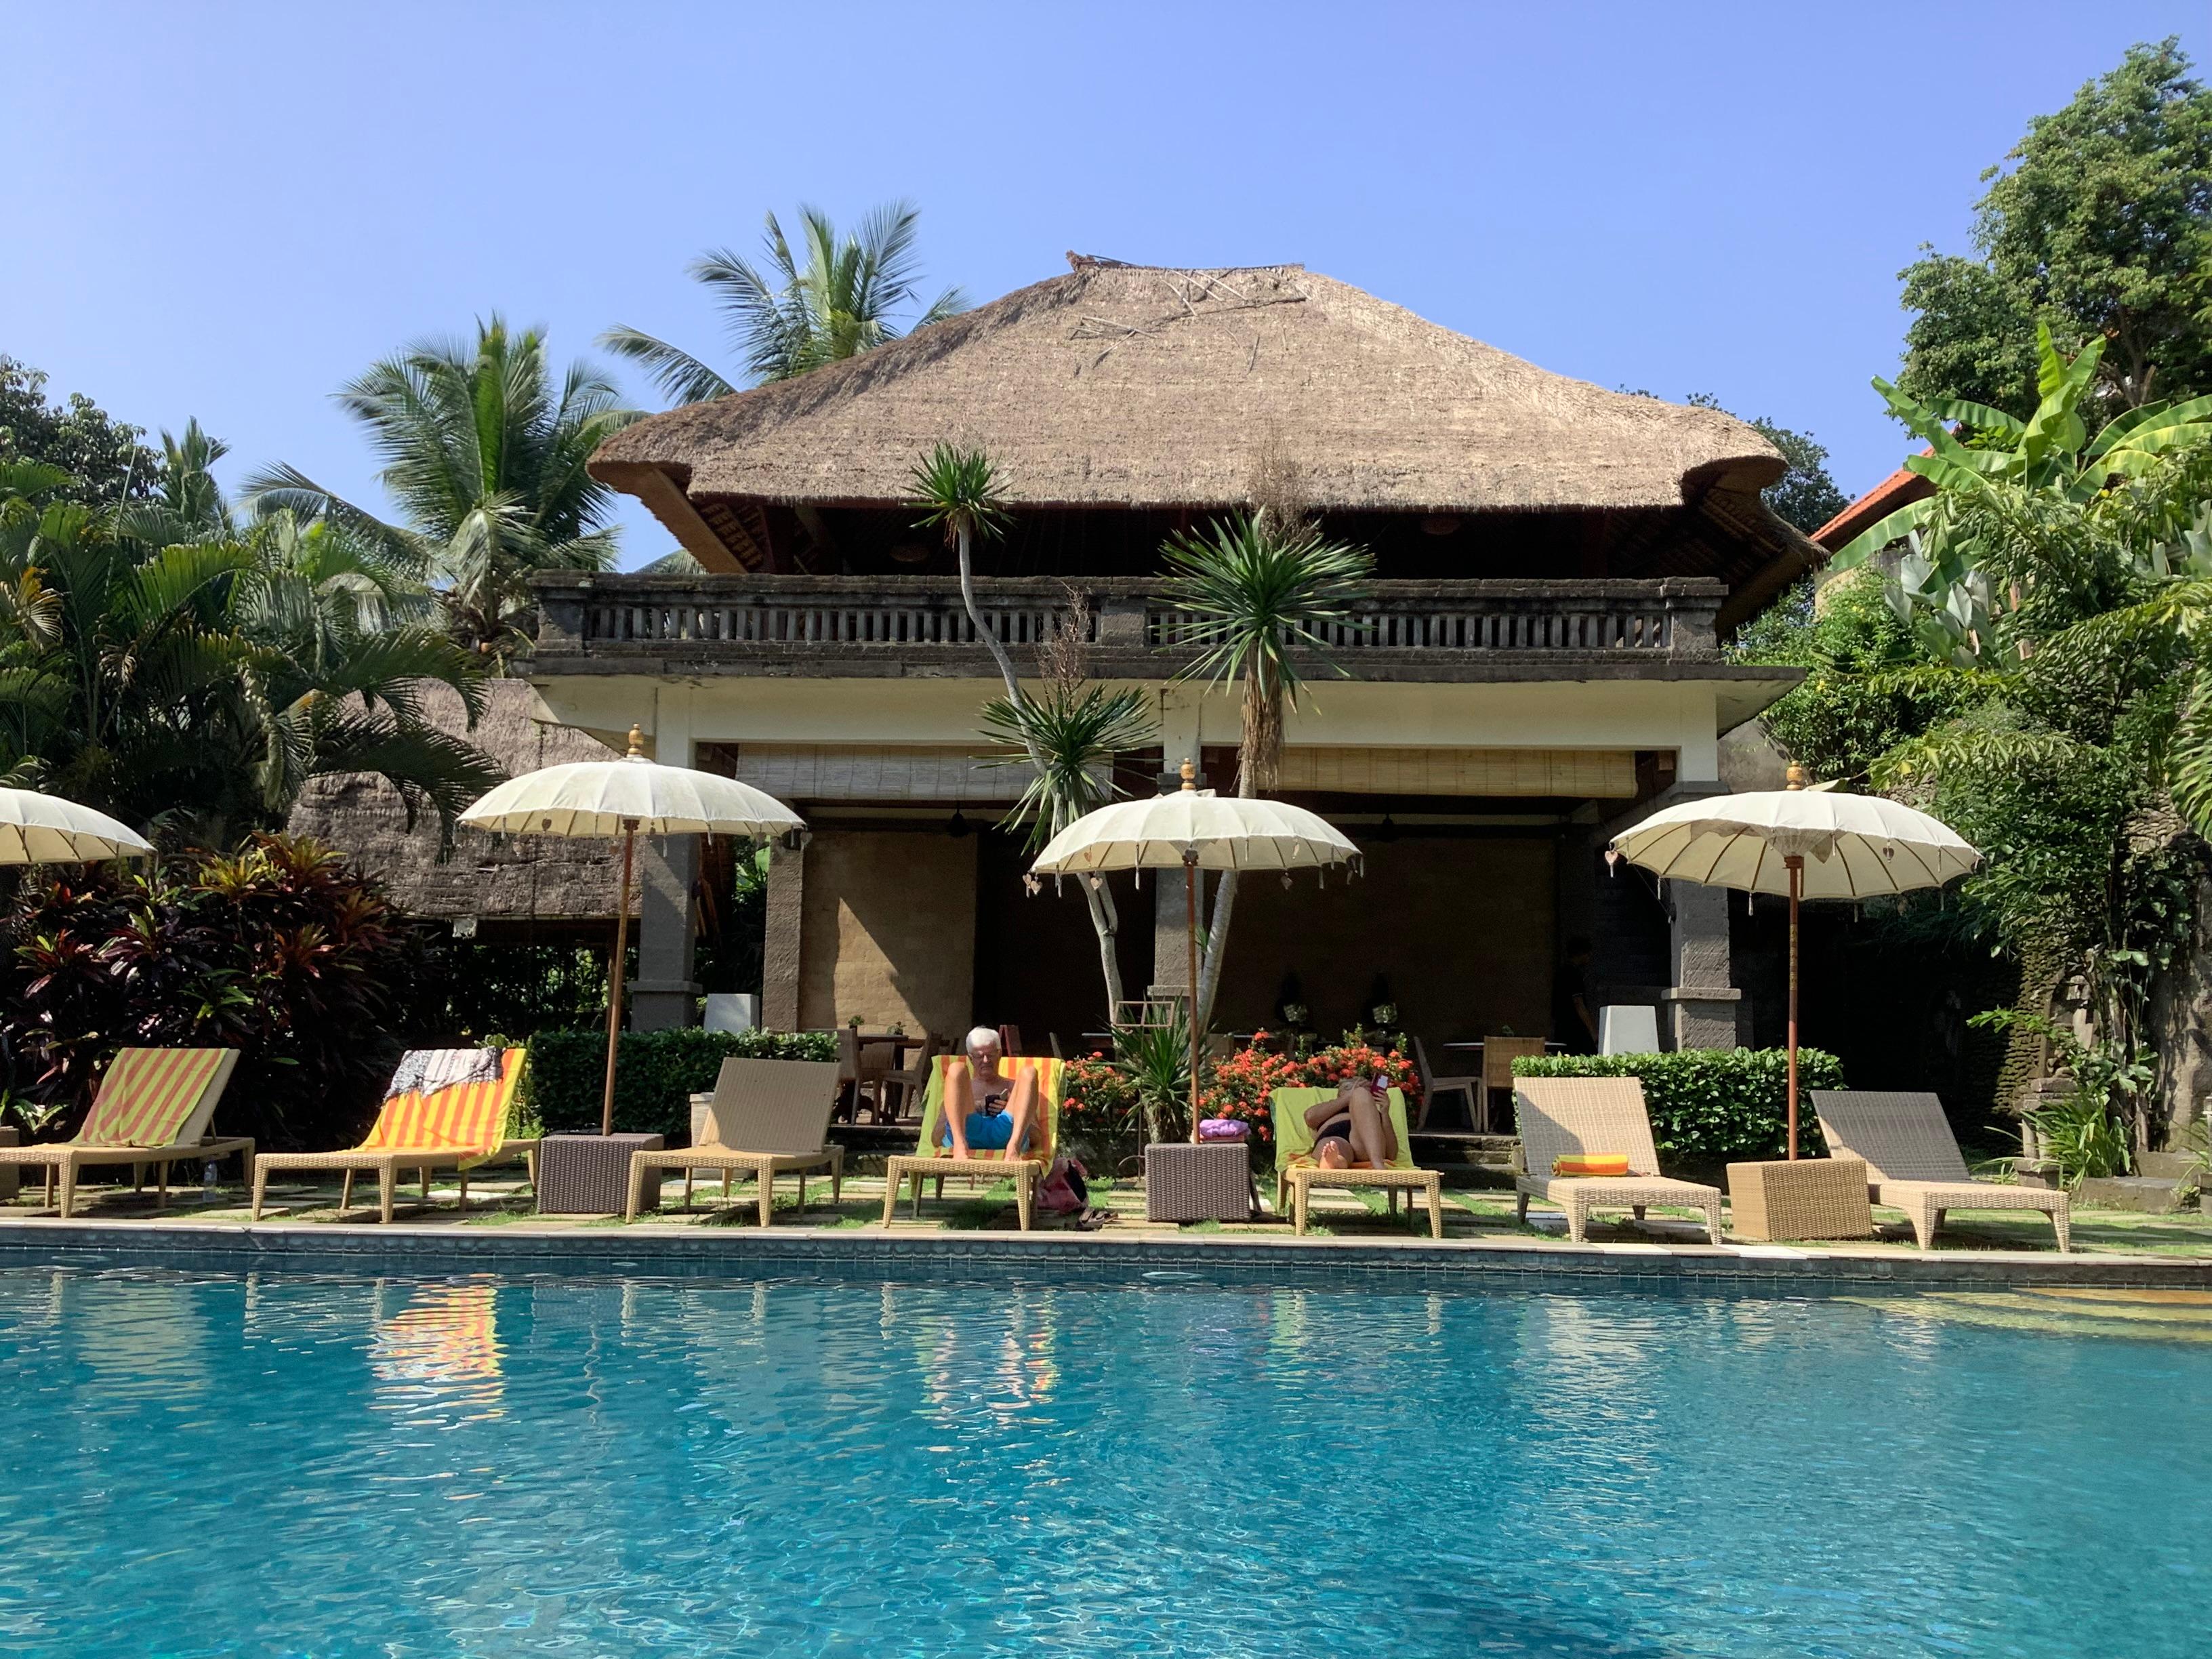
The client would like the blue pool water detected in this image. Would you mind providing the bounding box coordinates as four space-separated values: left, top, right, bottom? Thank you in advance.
0 1267 2204 1657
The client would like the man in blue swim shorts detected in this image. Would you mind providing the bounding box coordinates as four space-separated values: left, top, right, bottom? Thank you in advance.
941 1026 1045 1163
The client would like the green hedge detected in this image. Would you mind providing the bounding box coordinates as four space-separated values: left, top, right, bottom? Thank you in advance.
523 1028 838 1141
1513 1048 1844 1168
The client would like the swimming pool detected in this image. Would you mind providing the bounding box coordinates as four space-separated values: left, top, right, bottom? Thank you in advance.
1 1267 2203 1657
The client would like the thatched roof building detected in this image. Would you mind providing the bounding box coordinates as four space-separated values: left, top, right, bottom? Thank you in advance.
286 679 630 930
592 260 1822 628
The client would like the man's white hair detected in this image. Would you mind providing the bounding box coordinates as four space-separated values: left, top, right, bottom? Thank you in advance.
964 1025 1002 1057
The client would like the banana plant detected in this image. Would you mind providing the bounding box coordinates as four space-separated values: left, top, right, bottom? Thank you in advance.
1835 323 2212 571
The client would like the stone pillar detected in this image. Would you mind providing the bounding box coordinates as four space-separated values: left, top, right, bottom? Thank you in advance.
762 837 806 1031
630 833 700 1030
1663 878 1742 1050
629 687 702 1031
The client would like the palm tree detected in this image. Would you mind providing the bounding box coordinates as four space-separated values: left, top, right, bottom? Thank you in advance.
979 674 1156 1018
243 319 640 667
1159 511 1374 1025
914 445 1157 1017
601 201 965 403
912 443 1018 690
1 453 499 848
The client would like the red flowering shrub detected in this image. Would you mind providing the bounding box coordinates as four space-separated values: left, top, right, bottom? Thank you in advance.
1196 1031 1422 1145
1059 1056 1141 1137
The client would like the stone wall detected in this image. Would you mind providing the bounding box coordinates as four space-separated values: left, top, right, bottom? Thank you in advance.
1208 836 1558 1043
796 831 977 1038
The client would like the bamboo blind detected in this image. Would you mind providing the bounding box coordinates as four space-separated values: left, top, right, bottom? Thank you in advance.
1274 746 1638 798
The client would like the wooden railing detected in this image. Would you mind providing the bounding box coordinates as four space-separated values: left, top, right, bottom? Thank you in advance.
533 575 1723 663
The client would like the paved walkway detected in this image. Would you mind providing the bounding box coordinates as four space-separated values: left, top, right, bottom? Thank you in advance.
6 1167 2208 1265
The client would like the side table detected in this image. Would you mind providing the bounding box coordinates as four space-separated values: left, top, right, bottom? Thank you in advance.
538 1132 665 1216
1725 1157 1872 1242
1145 1141 1254 1223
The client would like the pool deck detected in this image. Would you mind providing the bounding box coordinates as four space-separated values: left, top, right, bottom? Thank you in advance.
4 1173 2209 1292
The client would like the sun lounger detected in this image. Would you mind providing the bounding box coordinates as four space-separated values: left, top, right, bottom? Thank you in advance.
1270 1086 1441 1237
251 1048 533 1223
880 1054 1065 1229
626 1057 844 1223
1512 1076 1723 1244
0 1048 248 1218
1810 1089 2071 1252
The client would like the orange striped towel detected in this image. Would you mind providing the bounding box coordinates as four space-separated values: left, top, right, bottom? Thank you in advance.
79 1048 229 1147
361 1049 524 1163
1553 1153 1632 1178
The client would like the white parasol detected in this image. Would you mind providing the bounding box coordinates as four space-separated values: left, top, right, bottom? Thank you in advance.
1610 768 1979 1156
459 726 804 1134
0 787 154 863
1031 760 1358 1139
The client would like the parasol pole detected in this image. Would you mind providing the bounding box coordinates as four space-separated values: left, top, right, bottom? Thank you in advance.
1181 759 1202 1144
602 819 637 1138
1785 851 1803 1162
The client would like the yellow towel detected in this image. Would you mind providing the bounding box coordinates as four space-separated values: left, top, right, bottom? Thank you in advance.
79 1048 228 1147
1553 1153 1631 1178
361 1049 524 1164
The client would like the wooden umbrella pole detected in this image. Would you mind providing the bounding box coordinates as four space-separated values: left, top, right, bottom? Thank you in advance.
1786 853 1802 1161
602 821 638 1137
1185 849 1201 1143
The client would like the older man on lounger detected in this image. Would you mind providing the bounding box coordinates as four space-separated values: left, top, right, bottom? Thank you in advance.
939 1027 1049 1164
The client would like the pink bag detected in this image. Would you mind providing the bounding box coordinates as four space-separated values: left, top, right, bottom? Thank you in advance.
1038 1155 1086 1214
1197 1118 1248 1142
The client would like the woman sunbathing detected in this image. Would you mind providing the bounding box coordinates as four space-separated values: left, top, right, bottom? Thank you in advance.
1305 1077 1396 1170
941 1027 1047 1162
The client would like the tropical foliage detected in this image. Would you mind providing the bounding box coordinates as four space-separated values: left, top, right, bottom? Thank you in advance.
0 358 159 508
602 201 965 403
1834 325 2212 665
925 444 1158 1020
0 437 499 848
1753 330 2212 1150
1898 39 2212 422
1159 509 1375 1025
1 837 437 1149
245 318 641 668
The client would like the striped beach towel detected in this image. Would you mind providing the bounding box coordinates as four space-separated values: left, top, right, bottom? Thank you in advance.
360 1049 524 1163
79 1048 232 1147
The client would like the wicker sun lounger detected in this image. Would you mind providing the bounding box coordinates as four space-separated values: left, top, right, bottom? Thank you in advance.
0 1048 249 1218
1270 1086 1441 1237
1809 1089 2071 1252
879 1054 1065 1229
251 1048 534 1224
628 1057 844 1224
1512 1076 1723 1244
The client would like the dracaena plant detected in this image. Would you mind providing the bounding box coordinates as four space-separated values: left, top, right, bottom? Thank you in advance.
1158 511 1374 1027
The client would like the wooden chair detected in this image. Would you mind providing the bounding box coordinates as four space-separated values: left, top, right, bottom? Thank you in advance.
1410 1037 1480 1130
878 1033 943 1123
1480 1037 1549 1133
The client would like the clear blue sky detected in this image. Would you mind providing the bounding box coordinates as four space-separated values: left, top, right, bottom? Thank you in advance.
7 2 2202 565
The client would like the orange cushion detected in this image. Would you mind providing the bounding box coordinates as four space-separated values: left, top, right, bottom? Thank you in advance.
1553 1153 1632 1178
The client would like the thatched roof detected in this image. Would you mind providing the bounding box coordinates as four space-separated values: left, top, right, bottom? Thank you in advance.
286 679 632 924
595 261 1788 519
